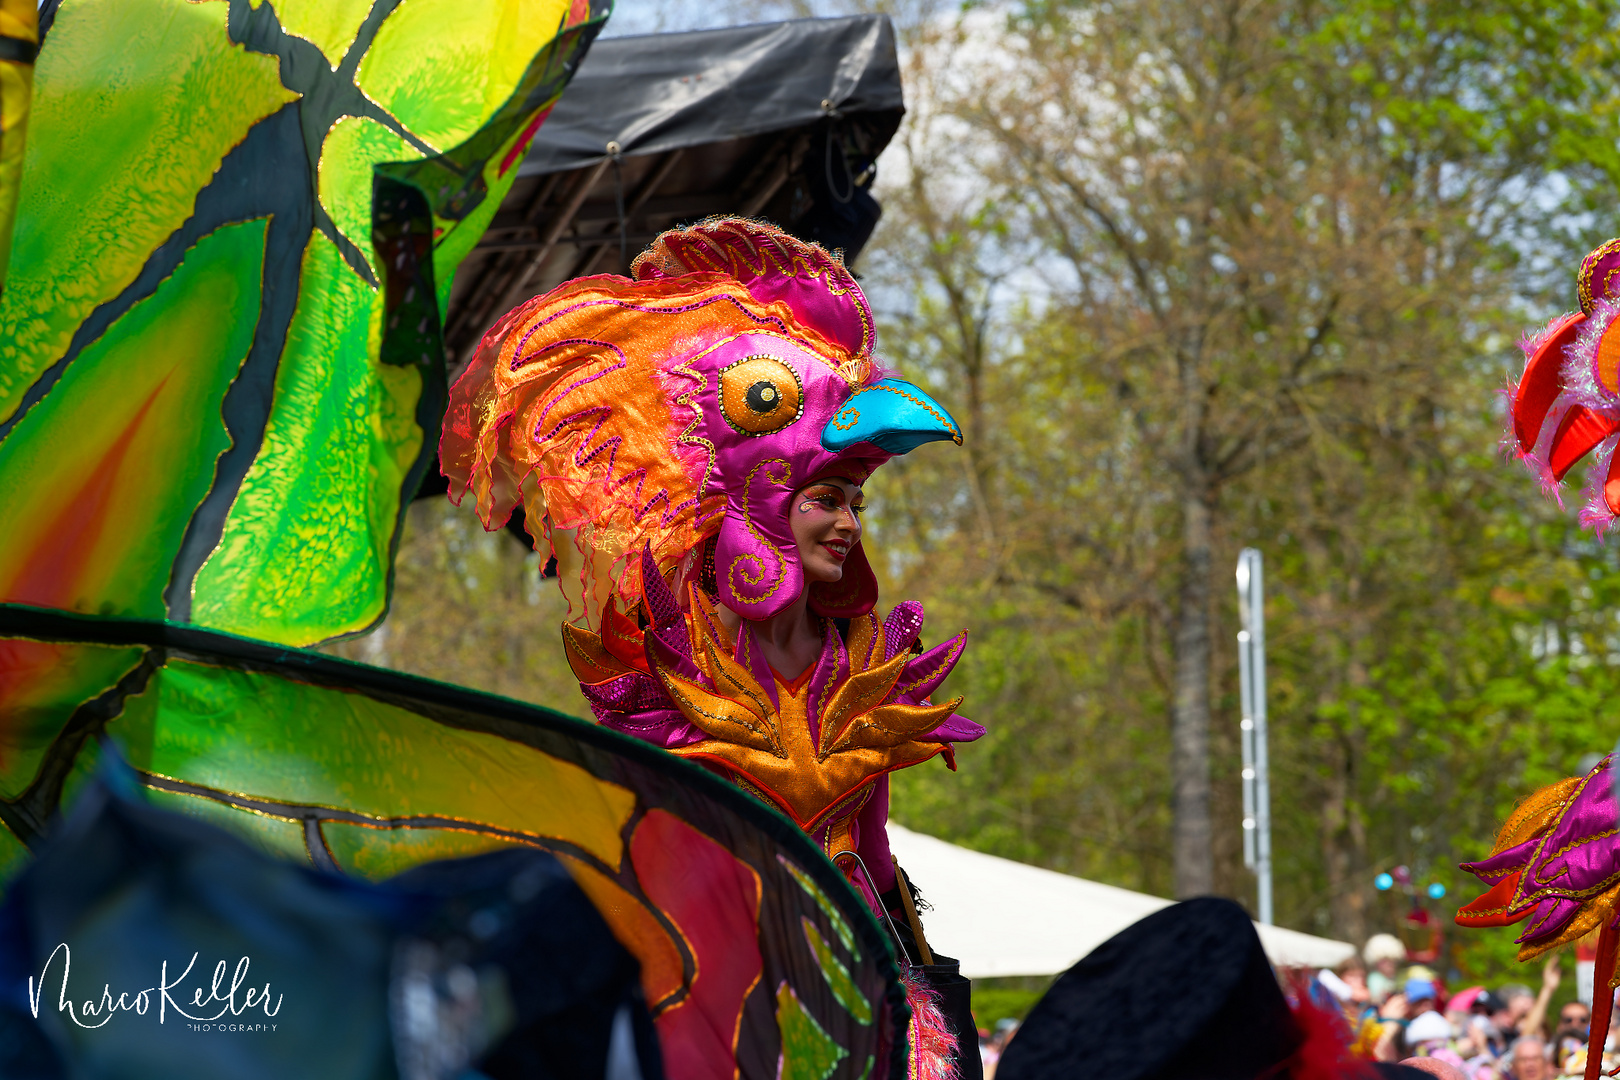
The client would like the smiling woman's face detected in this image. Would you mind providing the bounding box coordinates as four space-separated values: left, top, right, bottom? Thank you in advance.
791 478 864 584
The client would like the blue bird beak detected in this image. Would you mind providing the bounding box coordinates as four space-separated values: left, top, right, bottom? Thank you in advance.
821 378 963 455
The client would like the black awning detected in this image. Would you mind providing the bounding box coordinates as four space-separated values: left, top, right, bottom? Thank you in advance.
519 15 904 175
428 14 905 517
440 14 905 367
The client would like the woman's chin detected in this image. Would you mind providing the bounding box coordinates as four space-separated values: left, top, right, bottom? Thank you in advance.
802 560 845 585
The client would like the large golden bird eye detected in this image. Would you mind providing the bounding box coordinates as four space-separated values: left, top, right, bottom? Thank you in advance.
718 355 803 436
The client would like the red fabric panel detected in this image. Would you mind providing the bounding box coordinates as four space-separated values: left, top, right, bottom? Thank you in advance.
1515 312 1585 453
1548 406 1620 482
1454 871 1524 928
1587 924 1619 1080
634 809 764 1080
1605 450 1620 515
498 105 554 178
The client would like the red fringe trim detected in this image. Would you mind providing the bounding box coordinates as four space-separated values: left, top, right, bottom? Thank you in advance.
902 960 959 1080
1283 981 1375 1080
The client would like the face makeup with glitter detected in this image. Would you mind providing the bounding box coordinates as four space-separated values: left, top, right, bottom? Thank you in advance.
791 479 863 584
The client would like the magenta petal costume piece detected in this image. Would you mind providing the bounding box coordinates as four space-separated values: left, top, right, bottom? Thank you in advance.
1457 759 1620 950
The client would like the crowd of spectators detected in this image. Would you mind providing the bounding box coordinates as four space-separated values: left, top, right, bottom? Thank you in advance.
974 926 1600 1078
1317 932 1600 1078
980 1017 1019 1078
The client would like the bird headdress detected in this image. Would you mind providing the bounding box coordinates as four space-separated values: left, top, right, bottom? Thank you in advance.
440 217 961 628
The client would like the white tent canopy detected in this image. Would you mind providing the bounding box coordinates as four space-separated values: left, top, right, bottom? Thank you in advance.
887 824 1357 979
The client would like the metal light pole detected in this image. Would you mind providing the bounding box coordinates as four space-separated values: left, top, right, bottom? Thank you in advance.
1236 548 1273 925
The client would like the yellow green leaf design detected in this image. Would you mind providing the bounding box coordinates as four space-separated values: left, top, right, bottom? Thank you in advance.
804 916 873 1024
778 981 850 1080
0 0 609 645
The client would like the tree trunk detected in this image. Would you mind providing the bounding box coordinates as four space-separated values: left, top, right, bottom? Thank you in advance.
1172 490 1215 897
1327 618 1372 943
1322 738 1368 944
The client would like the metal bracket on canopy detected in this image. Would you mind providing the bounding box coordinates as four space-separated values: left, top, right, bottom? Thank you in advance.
832 849 911 963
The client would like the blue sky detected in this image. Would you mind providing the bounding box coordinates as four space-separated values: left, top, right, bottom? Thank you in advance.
601 1 867 37
601 0 748 36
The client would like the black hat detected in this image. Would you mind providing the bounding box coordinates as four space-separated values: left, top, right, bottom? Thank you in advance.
998 897 1376 1080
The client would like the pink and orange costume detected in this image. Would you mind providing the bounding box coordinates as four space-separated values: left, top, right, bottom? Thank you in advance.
440 217 983 912
1459 239 1620 1080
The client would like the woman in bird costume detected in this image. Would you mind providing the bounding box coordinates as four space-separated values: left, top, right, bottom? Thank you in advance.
442 216 983 1078
1459 239 1620 1080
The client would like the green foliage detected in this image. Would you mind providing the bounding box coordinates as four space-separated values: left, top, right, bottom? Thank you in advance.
865 0 1620 977
1311 0 1620 191
971 976 1054 1029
